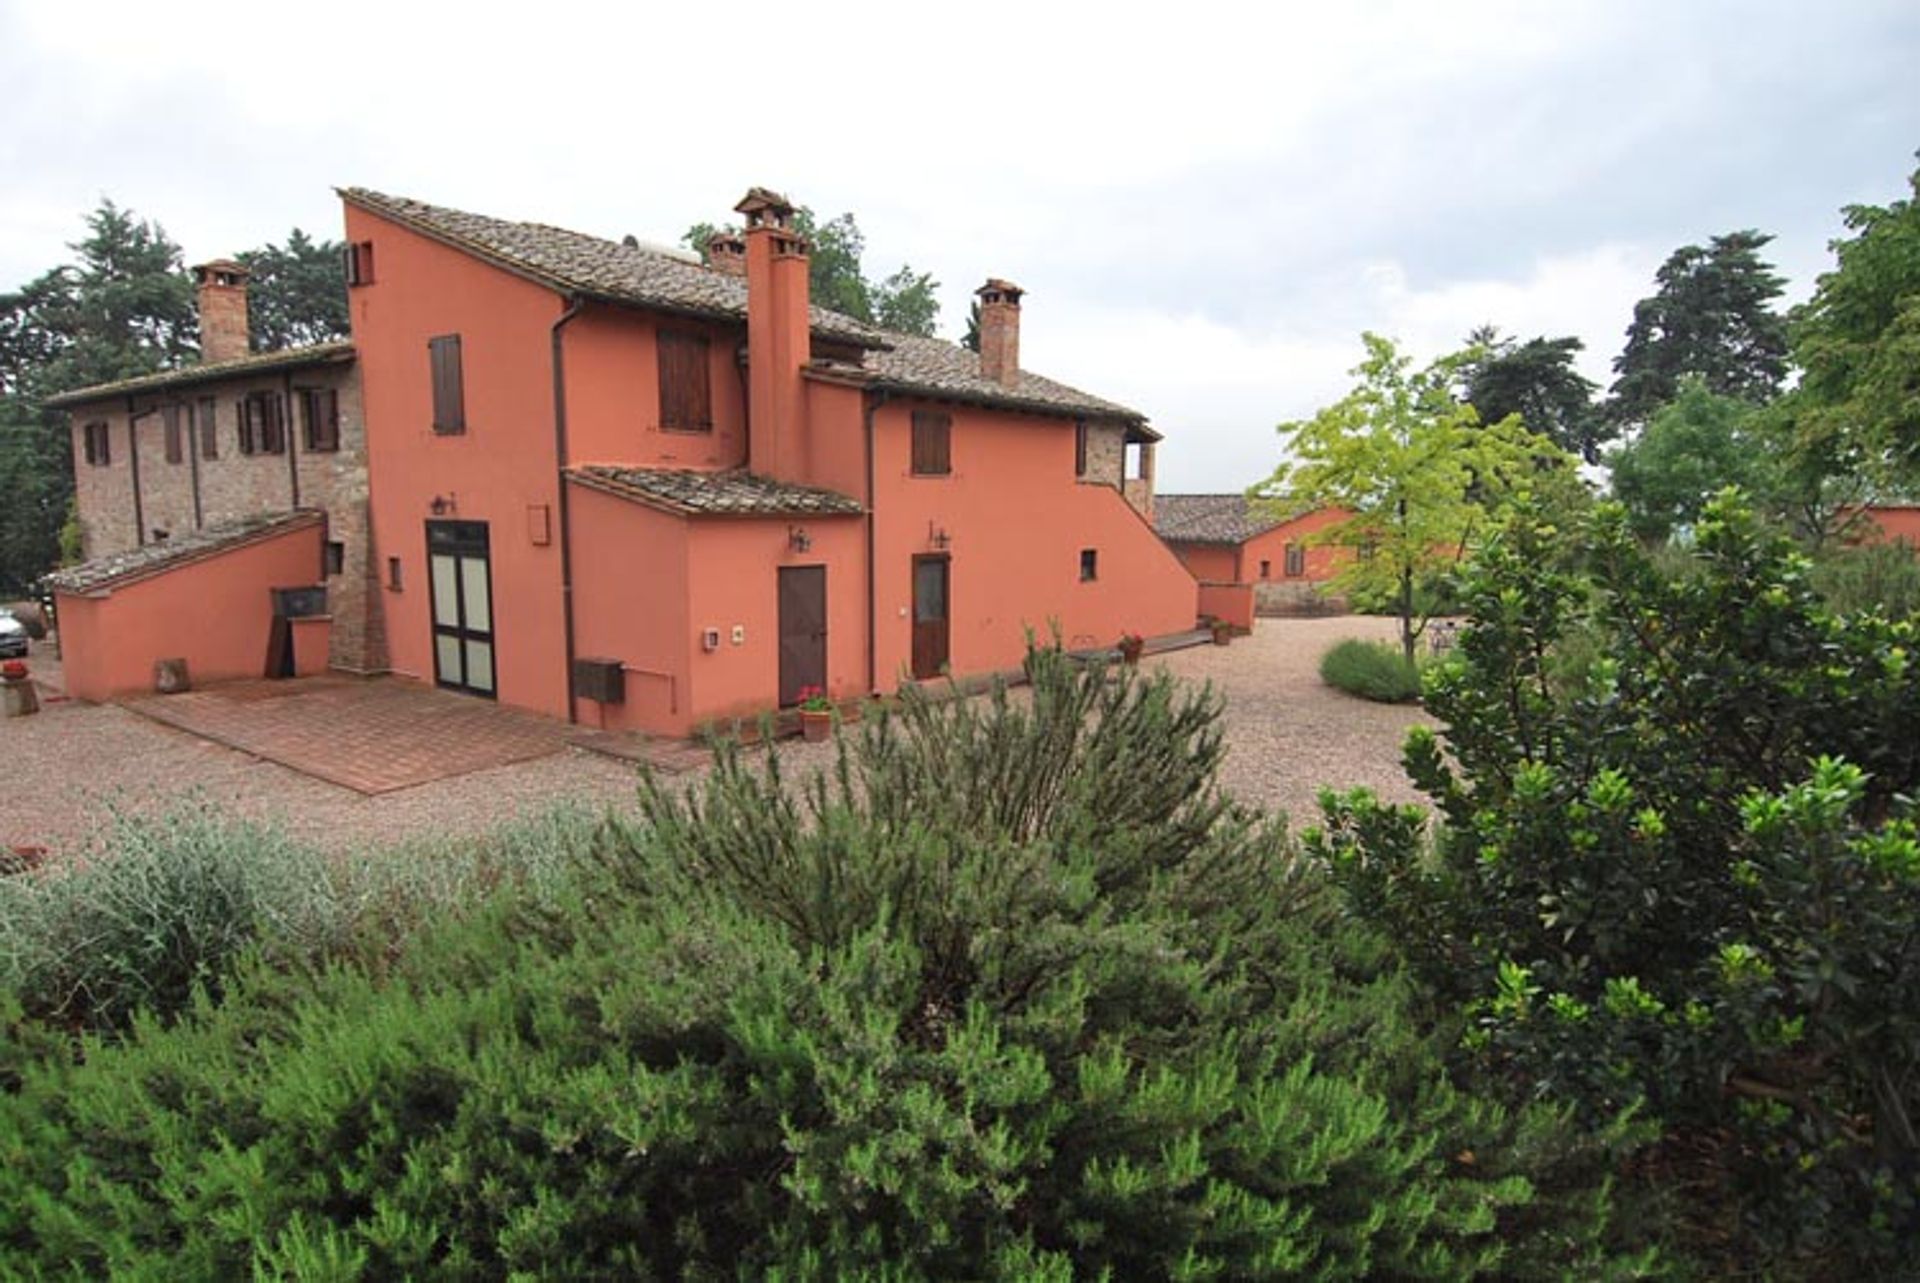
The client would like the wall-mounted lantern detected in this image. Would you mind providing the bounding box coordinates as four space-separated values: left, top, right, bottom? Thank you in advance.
430 493 458 516
928 522 952 551
788 525 812 553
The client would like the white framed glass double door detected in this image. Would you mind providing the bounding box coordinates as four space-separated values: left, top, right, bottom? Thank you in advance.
426 520 496 698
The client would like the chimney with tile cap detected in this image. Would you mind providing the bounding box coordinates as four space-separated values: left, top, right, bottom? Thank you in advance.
737 187 811 479
707 232 748 277
976 278 1023 387
193 259 251 363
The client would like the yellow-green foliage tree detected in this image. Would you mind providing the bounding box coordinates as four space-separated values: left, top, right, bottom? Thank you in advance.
1256 333 1569 664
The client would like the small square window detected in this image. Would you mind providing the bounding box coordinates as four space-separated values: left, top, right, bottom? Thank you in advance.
1080 548 1098 582
387 556 403 591
324 541 346 577
1259 559 1271 580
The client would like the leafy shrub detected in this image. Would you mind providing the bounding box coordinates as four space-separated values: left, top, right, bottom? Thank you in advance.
1320 637 1423 702
1308 495 1920 1275
0 648 1655 1278
0 802 611 1035
0 806 343 1031
1809 537 1920 615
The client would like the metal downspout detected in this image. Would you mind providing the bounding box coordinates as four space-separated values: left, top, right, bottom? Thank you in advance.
551 295 586 723
863 388 892 695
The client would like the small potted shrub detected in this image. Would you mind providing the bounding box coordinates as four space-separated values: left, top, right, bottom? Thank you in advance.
1117 631 1145 665
1209 616 1233 646
1 658 37 718
796 685 833 742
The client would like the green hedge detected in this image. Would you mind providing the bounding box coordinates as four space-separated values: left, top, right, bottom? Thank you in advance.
0 648 1655 1278
1320 638 1423 703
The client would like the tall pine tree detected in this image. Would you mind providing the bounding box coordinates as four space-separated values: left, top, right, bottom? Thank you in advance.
1605 230 1789 428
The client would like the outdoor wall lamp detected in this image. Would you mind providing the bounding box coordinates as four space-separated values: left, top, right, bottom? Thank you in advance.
788 525 812 552
430 493 457 515
928 522 952 551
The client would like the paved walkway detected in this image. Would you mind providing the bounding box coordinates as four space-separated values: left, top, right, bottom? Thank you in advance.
126 676 580 794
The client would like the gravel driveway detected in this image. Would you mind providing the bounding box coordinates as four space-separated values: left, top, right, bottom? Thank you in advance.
3 617 1433 856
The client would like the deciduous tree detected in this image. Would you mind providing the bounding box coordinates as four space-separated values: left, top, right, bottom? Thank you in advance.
1256 333 1565 664
1607 376 1765 541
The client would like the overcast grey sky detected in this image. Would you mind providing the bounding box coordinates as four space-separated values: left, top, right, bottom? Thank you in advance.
3 0 1915 490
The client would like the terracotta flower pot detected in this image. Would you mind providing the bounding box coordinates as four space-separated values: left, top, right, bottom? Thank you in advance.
799 709 833 743
1210 622 1232 646
1118 641 1144 666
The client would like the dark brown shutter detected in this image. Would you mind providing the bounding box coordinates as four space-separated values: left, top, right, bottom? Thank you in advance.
658 331 712 431
1074 422 1088 476
911 411 951 475
430 335 465 433
238 398 255 455
163 405 184 464
199 398 218 459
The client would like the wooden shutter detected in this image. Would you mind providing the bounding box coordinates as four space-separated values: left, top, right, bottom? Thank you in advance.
1074 422 1088 476
658 331 712 431
911 411 951 475
430 335 465 433
237 398 255 455
199 398 219 459
163 405 184 464
303 388 340 452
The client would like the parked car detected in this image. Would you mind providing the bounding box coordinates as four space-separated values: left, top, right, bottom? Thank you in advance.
0 609 28 659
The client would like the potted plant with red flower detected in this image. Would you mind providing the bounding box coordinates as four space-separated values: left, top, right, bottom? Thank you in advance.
1117 631 1145 666
1 658 37 718
796 685 834 742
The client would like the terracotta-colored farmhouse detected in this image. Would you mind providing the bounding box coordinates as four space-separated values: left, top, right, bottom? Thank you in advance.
45 186 1200 734
1156 494 1349 616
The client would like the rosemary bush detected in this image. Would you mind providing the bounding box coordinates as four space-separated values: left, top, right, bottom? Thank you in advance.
0 649 1654 1277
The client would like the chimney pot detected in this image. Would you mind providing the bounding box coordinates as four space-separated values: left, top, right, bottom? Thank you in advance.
707 232 748 277
975 278 1024 387
192 258 252 363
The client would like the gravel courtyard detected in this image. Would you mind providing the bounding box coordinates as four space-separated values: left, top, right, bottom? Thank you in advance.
3 615 1435 857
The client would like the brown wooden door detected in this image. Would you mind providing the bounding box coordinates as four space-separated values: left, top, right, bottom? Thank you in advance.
778 565 827 706
912 555 949 680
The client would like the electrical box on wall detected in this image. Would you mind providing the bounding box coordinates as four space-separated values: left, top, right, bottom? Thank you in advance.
731 625 746 645
701 627 721 653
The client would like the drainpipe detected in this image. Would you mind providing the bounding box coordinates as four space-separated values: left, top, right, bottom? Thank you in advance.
551 294 586 723
282 372 301 509
125 397 146 546
863 388 892 695
187 401 204 529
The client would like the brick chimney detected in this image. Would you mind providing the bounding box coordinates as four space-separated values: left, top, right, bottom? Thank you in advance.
707 232 748 277
193 259 251 363
736 187 810 480
976 279 1023 387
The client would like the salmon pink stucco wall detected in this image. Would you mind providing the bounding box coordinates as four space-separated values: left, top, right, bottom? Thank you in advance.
565 483 867 737
1197 582 1256 632
1241 508 1350 583
562 306 747 469
868 398 1196 687
345 205 571 717
684 516 867 728
55 522 323 702
1167 542 1238 583
1861 506 1920 546
565 483 690 733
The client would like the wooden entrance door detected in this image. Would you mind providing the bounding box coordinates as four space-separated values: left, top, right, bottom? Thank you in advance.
911 555 949 680
427 520 496 698
778 565 827 706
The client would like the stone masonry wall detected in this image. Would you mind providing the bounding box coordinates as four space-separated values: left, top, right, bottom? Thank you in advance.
67 361 384 674
1078 423 1124 488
